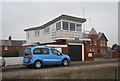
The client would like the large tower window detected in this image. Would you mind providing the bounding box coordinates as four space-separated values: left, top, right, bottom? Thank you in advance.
70 23 75 31
63 21 69 30
56 21 61 30
76 24 82 31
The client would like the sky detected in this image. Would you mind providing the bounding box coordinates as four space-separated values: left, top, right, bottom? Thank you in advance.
1 1 118 47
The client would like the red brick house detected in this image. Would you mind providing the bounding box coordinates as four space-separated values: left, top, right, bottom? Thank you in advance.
85 28 108 55
0 36 26 56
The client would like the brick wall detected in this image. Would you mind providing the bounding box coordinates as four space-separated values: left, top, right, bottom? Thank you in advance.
84 43 94 61
62 47 68 55
112 52 120 58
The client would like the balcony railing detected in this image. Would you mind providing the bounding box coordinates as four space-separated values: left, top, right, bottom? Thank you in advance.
52 30 85 39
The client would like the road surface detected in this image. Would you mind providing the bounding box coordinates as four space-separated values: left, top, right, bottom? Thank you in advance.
2 59 119 79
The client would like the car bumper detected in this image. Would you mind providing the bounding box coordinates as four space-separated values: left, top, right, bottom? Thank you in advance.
23 63 34 66
23 61 34 65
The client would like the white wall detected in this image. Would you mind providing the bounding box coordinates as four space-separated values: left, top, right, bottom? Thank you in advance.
4 57 23 66
26 22 56 44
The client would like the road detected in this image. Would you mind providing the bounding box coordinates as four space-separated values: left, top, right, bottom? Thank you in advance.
2 59 119 79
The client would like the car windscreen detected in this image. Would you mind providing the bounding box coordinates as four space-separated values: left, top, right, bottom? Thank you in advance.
24 48 31 55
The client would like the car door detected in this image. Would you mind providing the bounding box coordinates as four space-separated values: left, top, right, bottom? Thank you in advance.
50 49 63 64
40 48 51 65
33 48 51 65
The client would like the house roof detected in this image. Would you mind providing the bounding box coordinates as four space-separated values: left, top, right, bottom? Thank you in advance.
0 40 26 46
97 33 108 41
0 40 12 46
89 28 97 34
88 28 108 41
24 14 86 31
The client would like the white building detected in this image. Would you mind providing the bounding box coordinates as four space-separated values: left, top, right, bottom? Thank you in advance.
24 14 89 45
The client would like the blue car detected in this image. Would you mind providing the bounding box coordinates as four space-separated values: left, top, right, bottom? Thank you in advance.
23 46 71 69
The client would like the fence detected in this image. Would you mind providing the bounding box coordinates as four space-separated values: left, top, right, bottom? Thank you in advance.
94 53 112 59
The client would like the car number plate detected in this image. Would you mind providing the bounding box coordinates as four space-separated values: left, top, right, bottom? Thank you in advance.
25 59 29 62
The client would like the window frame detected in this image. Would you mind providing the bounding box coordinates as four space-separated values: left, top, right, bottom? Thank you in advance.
56 21 61 31
62 21 69 30
70 22 75 31
76 24 82 31
103 41 106 46
101 41 103 46
35 30 39 36
101 49 103 54
44 27 50 34
103 50 106 54
94 41 97 45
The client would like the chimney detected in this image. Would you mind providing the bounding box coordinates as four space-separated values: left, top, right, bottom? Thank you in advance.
8 36 12 40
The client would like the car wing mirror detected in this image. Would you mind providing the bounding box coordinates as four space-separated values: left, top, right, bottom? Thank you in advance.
57 52 62 55
57 52 61 55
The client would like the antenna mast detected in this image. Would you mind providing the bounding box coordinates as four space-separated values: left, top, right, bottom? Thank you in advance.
83 7 85 18
83 7 85 33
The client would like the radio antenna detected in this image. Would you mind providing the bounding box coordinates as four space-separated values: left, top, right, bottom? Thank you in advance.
83 7 85 33
83 7 85 18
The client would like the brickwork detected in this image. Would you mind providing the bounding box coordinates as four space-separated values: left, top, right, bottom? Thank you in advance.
85 33 108 56
112 52 120 58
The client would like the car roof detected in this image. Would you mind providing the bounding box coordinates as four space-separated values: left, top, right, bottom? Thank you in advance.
26 46 53 49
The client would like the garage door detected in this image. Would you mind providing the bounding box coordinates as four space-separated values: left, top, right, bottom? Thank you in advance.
68 45 82 61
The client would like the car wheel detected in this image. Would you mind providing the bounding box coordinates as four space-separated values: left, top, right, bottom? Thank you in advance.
62 59 68 66
2 59 5 66
34 61 42 69
2 62 5 66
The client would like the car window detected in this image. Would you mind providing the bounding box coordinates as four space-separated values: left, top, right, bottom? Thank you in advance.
42 48 49 54
51 49 62 55
33 48 49 54
24 48 31 55
34 48 41 54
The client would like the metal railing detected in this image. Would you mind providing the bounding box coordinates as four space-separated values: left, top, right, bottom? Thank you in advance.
52 30 88 39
